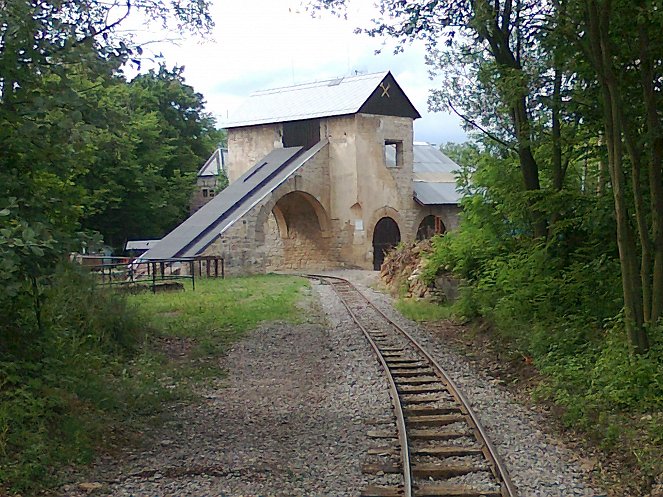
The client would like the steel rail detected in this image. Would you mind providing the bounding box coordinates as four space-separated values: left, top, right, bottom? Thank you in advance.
308 273 518 497
310 275 413 497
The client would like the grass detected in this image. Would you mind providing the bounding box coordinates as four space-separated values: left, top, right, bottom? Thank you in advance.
395 298 454 322
127 274 309 384
1 271 309 496
131 274 307 344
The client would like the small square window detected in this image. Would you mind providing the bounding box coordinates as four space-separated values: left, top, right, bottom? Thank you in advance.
385 140 403 168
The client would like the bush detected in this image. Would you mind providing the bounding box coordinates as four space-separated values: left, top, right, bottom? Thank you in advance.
0 262 143 493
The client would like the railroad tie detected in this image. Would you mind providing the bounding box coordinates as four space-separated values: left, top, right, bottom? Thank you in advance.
414 484 501 497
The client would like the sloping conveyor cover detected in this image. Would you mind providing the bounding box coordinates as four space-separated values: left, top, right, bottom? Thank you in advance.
144 140 328 259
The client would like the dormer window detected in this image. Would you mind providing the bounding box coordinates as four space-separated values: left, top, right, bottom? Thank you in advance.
385 139 403 168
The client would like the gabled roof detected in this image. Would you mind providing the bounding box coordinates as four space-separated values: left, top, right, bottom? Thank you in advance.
143 140 329 259
223 71 420 128
198 148 228 177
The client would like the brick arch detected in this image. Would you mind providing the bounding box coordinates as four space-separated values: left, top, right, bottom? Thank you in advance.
416 214 446 240
272 204 288 239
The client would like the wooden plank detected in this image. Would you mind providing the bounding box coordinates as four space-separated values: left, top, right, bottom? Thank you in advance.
403 405 461 416
367 447 398 456
406 414 466 427
362 463 401 474
411 446 483 457
415 484 501 497
395 377 440 385
412 462 485 478
408 428 468 440
367 430 398 439
398 385 447 394
392 369 434 377
361 485 403 497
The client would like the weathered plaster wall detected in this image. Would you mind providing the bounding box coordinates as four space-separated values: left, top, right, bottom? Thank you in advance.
227 124 283 182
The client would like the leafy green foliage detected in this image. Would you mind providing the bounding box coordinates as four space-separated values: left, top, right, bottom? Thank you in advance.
0 264 143 493
0 271 309 494
0 0 223 493
422 143 662 482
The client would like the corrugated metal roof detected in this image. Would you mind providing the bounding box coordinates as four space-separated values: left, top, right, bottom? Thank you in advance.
385 142 460 174
223 72 390 128
143 141 329 259
413 181 461 205
412 142 459 174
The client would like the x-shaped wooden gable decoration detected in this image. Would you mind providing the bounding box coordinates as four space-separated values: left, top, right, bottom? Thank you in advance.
380 82 391 98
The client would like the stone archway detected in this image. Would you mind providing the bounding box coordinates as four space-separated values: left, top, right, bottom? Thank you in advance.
372 217 401 270
263 191 334 270
416 215 446 240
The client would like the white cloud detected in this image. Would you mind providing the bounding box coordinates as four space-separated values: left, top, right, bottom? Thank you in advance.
130 0 467 144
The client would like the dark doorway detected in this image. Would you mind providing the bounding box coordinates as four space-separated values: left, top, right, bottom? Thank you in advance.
416 215 445 240
373 217 401 270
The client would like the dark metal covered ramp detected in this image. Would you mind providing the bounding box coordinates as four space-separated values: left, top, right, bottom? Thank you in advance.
143 140 328 259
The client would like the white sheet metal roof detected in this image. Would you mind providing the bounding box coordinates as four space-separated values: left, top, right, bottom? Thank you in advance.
413 182 461 205
223 72 390 128
408 142 463 205
412 142 459 174
198 148 228 177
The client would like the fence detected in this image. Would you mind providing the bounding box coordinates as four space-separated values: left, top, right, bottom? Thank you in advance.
73 255 225 292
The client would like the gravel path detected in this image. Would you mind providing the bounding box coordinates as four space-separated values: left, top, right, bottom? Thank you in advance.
60 270 608 497
60 281 392 497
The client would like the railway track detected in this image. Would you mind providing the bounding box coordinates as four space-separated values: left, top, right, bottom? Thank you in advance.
309 274 518 497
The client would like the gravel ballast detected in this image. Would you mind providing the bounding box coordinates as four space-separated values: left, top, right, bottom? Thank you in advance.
61 280 392 497
61 270 608 497
332 269 607 497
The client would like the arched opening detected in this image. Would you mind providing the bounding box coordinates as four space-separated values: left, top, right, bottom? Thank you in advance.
264 191 333 270
416 215 446 240
372 217 401 270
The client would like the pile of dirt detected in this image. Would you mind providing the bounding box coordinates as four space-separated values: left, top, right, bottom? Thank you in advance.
380 240 460 302
379 240 436 299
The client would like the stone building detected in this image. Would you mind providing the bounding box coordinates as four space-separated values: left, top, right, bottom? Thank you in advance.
189 148 228 214
144 71 461 274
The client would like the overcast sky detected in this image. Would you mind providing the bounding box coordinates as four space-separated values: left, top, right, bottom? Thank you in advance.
129 0 467 145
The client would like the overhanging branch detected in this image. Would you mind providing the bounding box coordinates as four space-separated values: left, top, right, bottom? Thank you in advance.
446 98 518 152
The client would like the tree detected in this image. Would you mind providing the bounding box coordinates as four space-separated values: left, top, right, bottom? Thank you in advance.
565 0 663 353
0 0 213 341
311 0 663 353
77 65 224 248
314 0 586 238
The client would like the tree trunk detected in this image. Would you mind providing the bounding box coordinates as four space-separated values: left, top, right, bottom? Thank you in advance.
586 0 649 353
639 22 663 324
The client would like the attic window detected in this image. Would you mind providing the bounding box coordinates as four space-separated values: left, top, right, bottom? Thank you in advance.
328 77 344 86
244 162 268 182
385 140 403 168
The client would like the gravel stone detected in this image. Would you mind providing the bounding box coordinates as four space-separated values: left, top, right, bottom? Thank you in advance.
59 269 608 497
331 269 607 497
59 281 392 497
